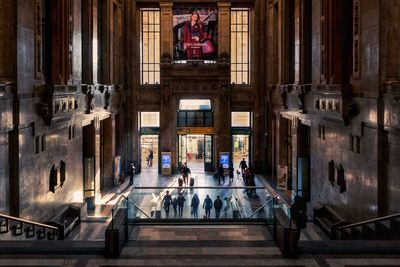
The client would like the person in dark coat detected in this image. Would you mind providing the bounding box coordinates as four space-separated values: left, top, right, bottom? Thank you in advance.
128 163 135 186
203 194 213 219
177 193 186 218
217 164 225 185
182 163 191 186
191 194 200 219
239 158 247 175
172 196 178 217
214 196 223 219
162 190 172 218
291 196 307 232
228 163 234 183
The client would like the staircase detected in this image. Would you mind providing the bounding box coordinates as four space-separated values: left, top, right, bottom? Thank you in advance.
123 225 282 265
335 213 400 240
0 213 58 241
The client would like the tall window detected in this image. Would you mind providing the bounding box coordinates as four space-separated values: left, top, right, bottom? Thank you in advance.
140 9 160 85
231 9 250 85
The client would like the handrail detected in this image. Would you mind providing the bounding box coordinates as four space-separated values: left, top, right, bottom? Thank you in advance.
132 186 270 189
337 212 400 230
124 196 151 219
247 197 273 218
0 213 58 230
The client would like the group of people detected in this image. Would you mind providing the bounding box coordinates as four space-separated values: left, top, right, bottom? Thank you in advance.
239 158 257 198
162 191 224 219
215 163 235 185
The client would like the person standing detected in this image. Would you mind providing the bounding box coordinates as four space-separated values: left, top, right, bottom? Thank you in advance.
148 149 154 167
228 163 234 184
191 194 200 219
163 190 172 218
177 193 186 218
214 196 223 219
183 11 204 60
203 195 213 219
217 164 225 185
128 163 135 186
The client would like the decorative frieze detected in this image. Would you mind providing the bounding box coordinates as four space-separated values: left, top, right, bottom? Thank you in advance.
36 85 78 126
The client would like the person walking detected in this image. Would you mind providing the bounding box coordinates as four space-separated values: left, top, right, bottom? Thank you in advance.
239 158 247 176
191 194 200 219
162 190 172 218
182 163 191 186
172 196 178 217
203 195 213 219
214 195 223 219
177 193 186 218
217 164 225 185
148 149 154 167
228 163 234 184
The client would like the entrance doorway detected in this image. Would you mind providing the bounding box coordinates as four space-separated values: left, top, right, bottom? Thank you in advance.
232 135 250 170
140 135 159 173
178 134 213 173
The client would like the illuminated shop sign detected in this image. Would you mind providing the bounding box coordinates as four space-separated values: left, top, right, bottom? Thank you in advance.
177 127 214 135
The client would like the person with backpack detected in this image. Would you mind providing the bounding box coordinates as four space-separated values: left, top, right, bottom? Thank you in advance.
177 193 186 218
191 194 200 219
203 195 213 219
214 195 223 219
162 190 172 218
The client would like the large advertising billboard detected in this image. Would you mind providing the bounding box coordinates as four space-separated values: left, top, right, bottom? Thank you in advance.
173 7 218 61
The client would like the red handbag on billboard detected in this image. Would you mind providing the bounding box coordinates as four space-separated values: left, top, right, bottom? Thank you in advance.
201 39 216 55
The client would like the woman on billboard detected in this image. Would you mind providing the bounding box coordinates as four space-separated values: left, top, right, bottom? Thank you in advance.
183 11 204 60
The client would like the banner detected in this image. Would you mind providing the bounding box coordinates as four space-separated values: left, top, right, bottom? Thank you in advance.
173 7 218 61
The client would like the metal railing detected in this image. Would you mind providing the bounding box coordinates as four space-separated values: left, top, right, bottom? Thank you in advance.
335 212 400 240
0 213 58 240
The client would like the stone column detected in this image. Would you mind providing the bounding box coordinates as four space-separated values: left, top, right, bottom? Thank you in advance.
0 0 17 81
217 2 231 57
383 0 399 84
160 2 173 58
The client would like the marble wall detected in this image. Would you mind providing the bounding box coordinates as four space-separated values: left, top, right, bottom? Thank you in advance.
267 0 400 222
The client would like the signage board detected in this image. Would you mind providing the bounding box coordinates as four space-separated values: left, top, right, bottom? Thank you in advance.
161 152 172 175
219 152 229 169
231 127 251 135
177 127 213 135
84 157 95 198
140 127 160 135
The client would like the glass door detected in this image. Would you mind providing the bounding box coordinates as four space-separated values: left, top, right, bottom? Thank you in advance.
178 135 187 170
204 134 213 172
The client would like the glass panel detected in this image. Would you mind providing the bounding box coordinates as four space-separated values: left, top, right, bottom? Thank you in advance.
231 112 250 127
179 99 212 110
125 186 274 221
140 9 160 85
141 112 160 127
205 135 212 163
230 9 250 85
178 112 186 127
205 111 213 127
195 112 204 127
187 111 196 127
232 135 249 172
178 135 187 168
